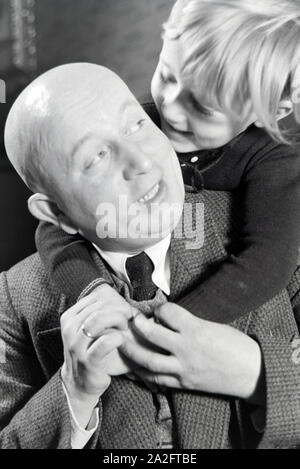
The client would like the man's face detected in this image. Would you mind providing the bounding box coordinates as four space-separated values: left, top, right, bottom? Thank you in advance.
151 36 253 152
51 74 184 253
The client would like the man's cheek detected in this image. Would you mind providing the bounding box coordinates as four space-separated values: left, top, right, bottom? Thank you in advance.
95 203 118 240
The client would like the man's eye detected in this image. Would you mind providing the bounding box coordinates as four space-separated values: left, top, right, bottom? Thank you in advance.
84 147 110 170
98 148 109 158
126 118 146 136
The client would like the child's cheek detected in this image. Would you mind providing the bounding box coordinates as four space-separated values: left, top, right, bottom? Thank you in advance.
151 74 164 109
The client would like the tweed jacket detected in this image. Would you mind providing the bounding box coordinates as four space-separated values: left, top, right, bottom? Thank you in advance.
0 190 300 449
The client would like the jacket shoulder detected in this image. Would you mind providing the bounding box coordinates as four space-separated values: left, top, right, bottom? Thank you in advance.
2 253 64 326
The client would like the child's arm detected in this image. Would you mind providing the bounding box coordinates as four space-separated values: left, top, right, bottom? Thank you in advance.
178 144 300 324
36 222 110 304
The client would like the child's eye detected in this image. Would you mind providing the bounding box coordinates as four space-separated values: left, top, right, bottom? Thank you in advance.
160 65 177 85
190 95 214 117
160 71 177 85
160 71 169 83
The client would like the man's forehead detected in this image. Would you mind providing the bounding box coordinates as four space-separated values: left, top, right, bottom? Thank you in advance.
62 83 141 122
54 80 142 135
65 97 144 162
91 72 137 109
41 65 139 118
96 94 141 117
65 95 142 137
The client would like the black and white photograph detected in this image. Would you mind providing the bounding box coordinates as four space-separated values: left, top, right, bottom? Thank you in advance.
1 0 300 451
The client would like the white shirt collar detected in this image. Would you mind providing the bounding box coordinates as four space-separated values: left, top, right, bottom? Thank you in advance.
93 235 171 296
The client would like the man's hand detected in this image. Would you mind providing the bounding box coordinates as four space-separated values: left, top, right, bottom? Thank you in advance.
61 286 137 427
120 302 263 402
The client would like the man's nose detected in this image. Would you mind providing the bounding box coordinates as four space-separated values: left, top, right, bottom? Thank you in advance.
122 144 153 180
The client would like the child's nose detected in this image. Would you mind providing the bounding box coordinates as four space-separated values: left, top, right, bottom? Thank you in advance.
162 87 187 123
163 83 182 106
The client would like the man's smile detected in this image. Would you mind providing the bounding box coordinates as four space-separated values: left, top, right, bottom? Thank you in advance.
137 179 166 206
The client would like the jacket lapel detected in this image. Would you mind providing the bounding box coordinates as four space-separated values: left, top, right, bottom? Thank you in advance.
172 391 231 449
169 191 228 301
173 307 252 448
98 377 157 449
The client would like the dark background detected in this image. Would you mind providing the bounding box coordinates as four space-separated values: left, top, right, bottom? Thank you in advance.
0 0 174 271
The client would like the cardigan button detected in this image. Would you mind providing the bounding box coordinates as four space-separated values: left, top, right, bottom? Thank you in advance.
190 156 199 163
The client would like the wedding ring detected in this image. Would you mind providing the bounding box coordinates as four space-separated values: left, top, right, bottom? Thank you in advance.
81 325 96 340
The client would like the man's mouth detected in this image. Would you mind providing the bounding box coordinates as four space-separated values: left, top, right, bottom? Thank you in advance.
138 181 165 204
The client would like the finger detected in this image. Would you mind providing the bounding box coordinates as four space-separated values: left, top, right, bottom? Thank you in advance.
132 314 180 354
134 369 181 389
104 301 137 321
71 311 129 358
120 339 180 375
87 331 125 360
154 303 187 332
62 301 104 345
63 298 105 331
80 309 129 336
127 305 140 320
117 355 165 392
74 300 136 334
100 285 137 320
65 305 131 357
61 289 100 321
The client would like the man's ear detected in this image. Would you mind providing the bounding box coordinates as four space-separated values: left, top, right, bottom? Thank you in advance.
254 99 293 128
28 193 78 235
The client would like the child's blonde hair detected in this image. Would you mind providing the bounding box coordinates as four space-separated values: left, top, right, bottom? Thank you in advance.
164 0 300 144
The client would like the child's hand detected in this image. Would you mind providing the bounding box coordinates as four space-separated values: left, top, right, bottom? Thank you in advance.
120 302 263 402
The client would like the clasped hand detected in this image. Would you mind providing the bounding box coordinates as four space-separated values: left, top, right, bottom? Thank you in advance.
61 284 263 405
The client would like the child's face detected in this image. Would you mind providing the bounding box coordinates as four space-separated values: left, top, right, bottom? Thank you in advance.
151 36 255 153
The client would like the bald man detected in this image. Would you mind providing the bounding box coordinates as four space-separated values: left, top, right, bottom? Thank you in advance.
1 63 300 449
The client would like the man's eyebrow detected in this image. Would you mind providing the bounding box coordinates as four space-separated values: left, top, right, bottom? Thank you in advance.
119 98 140 115
71 133 94 159
70 99 140 158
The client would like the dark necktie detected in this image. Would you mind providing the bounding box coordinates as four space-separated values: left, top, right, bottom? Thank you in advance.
125 252 158 302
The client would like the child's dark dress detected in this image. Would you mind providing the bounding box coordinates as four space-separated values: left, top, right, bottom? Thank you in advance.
36 103 300 323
